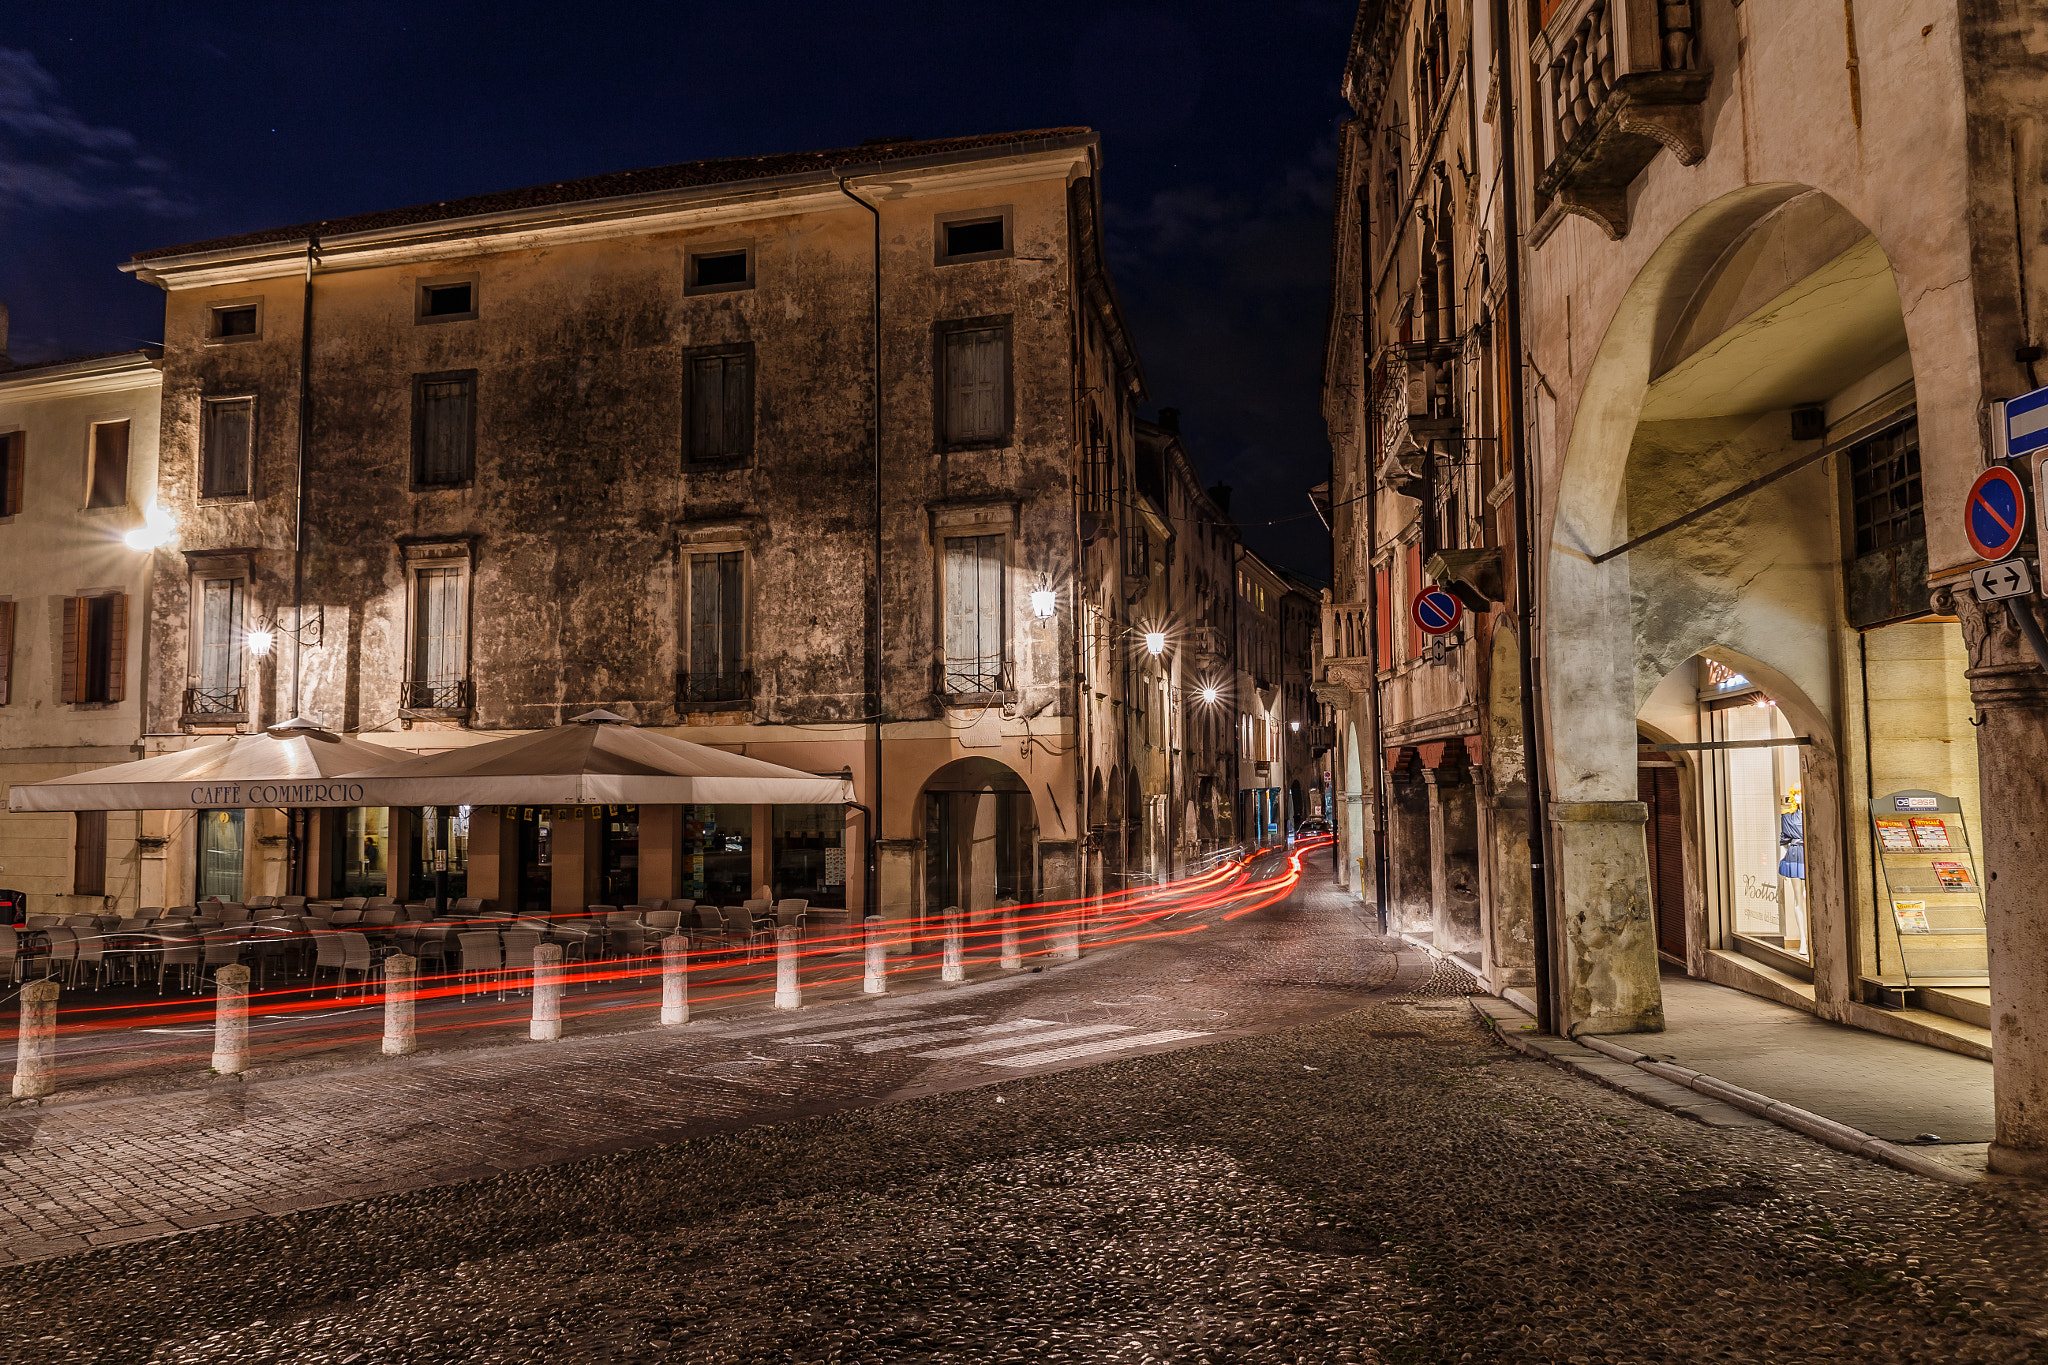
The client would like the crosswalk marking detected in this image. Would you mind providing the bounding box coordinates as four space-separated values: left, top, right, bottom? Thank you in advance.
719 1007 927 1039
984 1029 1210 1068
913 1023 1133 1059
850 1018 1055 1054
780 1014 981 1044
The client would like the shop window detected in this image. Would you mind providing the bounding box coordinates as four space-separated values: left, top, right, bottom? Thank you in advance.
411 806 470 900
197 808 245 902
338 807 390 899
519 810 553 915
681 804 752 905
942 533 1004 694
1845 417 1926 627
1697 679 1809 964
774 805 846 908
87 421 129 508
600 806 638 905
73 810 107 897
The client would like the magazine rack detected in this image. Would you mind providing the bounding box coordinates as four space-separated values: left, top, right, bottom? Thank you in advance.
1869 789 1987 985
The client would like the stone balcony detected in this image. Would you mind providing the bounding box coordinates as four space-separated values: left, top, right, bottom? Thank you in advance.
1534 0 1711 240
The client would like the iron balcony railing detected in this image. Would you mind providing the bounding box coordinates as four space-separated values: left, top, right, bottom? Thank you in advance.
183 685 244 716
401 678 471 711
941 658 1005 697
679 669 754 707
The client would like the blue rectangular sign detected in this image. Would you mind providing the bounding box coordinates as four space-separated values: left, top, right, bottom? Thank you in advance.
2001 385 2048 459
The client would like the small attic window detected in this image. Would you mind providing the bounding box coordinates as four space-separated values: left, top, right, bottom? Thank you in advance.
945 219 1005 257
417 278 478 323
935 208 1013 265
211 304 259 340
686 248 753 294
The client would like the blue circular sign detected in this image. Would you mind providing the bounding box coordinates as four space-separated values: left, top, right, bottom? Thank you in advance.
1411 587 1463 636
1966 466 2027 561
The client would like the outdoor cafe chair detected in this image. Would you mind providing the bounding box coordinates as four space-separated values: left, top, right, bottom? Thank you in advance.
70 926 108 989
337 931 376 995
24 915 58 930
329 908 364 927
135 906 166 923
690 906 730 948
645 909 683 933
0 925 22 985
453 897 484 916
341 897 368 912
501 930 544 991
456 931 503 997
158 933 202 994
724 904 775 960
40 926 78 984
279 896 308 910
202 932 243 979
362 908 400 927
545 918 597 965
409 924 451 974
403 904 435 923
219 906 253 926
774 900 808 931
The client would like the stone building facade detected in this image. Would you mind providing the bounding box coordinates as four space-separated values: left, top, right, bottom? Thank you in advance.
0 337 164 919
1323 0 2048 1175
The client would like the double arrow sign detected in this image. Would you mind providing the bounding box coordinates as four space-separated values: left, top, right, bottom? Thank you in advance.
1971 557 2036 603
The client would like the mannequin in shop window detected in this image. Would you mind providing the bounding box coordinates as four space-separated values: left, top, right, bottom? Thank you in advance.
1779 785 1807 955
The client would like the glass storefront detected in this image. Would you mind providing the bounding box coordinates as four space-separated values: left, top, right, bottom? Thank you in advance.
339 807 389 899
519 810 552 914
773 804 845 907
601 807 639 905
682 804 752 906
409 806 470 901
196 808 245 902
1700 687 1807 960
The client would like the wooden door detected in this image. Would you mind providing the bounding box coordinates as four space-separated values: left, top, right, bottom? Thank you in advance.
1639 764 1687 960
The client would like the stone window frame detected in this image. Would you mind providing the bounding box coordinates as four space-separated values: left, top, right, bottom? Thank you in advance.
931 313 1015 452
683 239 756 297
933 206 1015 265
181 548 257 730
205 296 264 346
398 538 477 720
84 417 132 512
680 341 756 467
410 369 479 491
414 272 480 325
0 427 21 521
198 390 260 504
928 500 1021 703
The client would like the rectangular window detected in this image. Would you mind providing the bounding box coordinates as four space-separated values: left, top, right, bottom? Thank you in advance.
202 397 254 499
73 811 107 897
943 217 1006 259
685 551 747 704
211 304 259 339
192 577 245 714
1849 418 1923 556
413 372 476 487
61 593 126 705
88 420 130 509
418 281 475 320
1406 544 1424 659
685 246 753 295
685 349 752 463
943 534 1004 694
937 319 1011 447
0 600 13 705
408 566 467 709
196 808 245 902
0 430 23 516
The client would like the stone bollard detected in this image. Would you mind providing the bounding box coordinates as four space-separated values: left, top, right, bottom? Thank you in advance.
530 943 564 1042
863 914 888 996
211 964 251 1075
774 926 802 1010
10 978 60 1099
1053 908 1081 962
660 933 690 1026
999 908 1023 971
942 911 966 984
382 953 417 1057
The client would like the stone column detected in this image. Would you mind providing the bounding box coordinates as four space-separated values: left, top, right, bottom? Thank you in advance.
1939 587 2048 1175
1551 800 1665 1035
211 964 251 1075
863 914 888 995
774 926 801 1009
660 933 690 1025
382 953 417 1056
386 806 417 903
530 943 563 1041
11 978 59 1098
942 910 965 983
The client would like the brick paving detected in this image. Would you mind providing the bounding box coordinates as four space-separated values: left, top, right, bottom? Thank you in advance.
0 850 1405 1265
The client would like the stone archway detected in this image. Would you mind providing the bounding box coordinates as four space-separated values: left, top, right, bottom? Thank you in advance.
921 757 1039 919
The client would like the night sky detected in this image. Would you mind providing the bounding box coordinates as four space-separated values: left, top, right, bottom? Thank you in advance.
1 2 1351 576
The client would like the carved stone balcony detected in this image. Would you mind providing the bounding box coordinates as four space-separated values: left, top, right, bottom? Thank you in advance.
1535 0 1711 239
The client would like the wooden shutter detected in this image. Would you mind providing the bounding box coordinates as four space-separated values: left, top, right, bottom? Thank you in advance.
419 378 472 484
944 328 1005 443
204 398 253 498
0 600 13 705
1 431 20 517
60 595 82 703
1375 567 1391 663
104 593 128 704
1639 764 1687 959
89 421 130 508
943 535 1002 687
690 356 748 461
73 810 107 897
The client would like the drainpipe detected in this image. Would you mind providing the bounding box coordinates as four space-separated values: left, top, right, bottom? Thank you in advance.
292 236 318 719
836 177 884 924
1491 0 1557 1033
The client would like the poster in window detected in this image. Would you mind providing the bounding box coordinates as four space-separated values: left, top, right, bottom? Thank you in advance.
1932 861 1975 891
823 847 846 886
1892 900 1932 933
1875 819 1915 852
1909 818 1953 851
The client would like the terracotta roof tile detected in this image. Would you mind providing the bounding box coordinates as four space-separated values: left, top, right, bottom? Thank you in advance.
132 128 1094 262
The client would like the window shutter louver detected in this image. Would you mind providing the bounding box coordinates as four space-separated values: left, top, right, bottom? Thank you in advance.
60 596 81 703
944 329 1005 443
105 593 128 704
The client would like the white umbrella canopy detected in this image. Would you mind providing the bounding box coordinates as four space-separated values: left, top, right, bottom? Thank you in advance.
6 719 402 812
338 711 854 807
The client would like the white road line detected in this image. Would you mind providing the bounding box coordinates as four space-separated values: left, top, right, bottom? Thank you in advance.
984 1030 1210 1068
850 1018 1057 1054
718 1007 927 1039
914 1023 1134 1059
777 1014 983 1044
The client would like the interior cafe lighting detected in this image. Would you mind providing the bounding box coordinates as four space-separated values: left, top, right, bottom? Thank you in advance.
122 505 176 551
1030 588 1058 619
1143 631 1167 656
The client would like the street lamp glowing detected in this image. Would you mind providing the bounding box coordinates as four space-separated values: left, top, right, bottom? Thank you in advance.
1200 686 1220 704
123 506 176 551
1030 589 1057 619
1143 631 1166 656
247 628 276 658
1290 720 1301 732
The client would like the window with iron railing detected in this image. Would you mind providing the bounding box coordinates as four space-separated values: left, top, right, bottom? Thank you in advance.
406 564 467 710
401 678 470 711
184 685 244 716
684 550 746 708
680 668 753 707
942 534 1004 694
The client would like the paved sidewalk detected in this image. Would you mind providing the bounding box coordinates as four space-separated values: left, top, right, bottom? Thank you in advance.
0 864 1407 1266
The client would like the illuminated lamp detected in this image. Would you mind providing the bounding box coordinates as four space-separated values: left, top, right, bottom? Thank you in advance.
1143 631 1166 656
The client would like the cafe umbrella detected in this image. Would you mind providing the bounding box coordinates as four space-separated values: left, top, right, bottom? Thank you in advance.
5 717 401 812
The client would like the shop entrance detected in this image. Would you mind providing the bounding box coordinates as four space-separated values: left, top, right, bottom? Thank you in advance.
409 806 470 902
517 811 552 914
921 758 1037 917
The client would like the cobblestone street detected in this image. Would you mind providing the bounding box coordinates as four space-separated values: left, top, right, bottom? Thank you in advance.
6 868 2048 1363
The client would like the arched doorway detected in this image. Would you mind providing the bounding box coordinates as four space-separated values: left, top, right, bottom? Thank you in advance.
922 757 1038 918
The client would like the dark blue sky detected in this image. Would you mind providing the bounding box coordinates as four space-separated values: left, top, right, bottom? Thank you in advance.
1 1 1350 575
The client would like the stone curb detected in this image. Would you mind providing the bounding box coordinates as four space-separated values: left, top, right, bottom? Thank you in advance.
1468 996 1978 1186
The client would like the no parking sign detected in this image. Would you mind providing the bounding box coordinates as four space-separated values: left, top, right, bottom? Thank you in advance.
1965 466 2028 562
1411 586 1463 636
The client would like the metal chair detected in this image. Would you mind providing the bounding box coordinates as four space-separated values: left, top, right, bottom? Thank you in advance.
70 926 107 989
329 908 364 927
724 904 775 960
158 932 202 993
202 932 243 986
0 925 22 985
456 931 503 997
40 926 78 984
774 899 809 932
337 931 376 995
